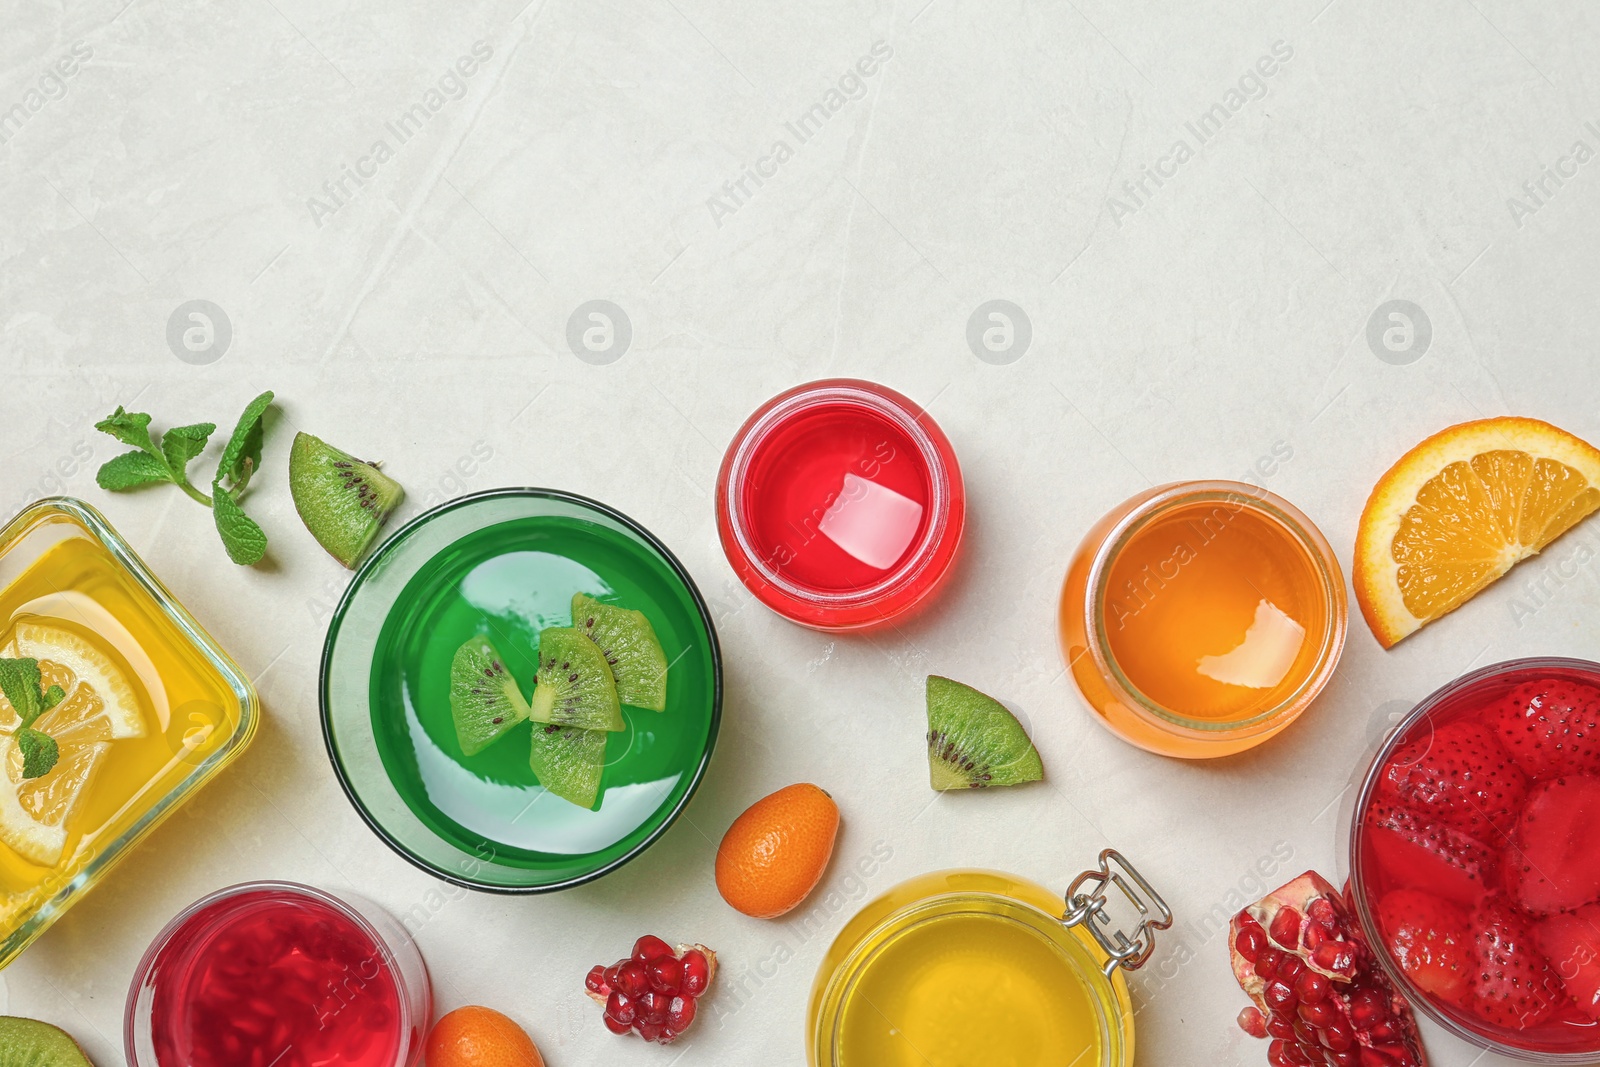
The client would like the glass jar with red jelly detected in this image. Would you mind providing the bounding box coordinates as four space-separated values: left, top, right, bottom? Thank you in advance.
125 881 432 1067
716 379 964 630
1349 658 1600 1063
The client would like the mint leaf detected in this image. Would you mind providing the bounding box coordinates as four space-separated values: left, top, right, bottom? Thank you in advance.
217 391 273 491
213 484 267 565
0 658 45 726
42 685 64 712
16 727 59 779
97 449 172 491
95 407 161 457
161 422 216 482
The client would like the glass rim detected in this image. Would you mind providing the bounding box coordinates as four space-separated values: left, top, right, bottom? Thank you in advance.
319 486 723 894
1347 656 1600 1063
718 378 960 611
1082 480 1348 737
0 497 259 970
122 880 421 1067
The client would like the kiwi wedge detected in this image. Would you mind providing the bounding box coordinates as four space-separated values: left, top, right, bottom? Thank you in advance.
529 722 607 808
571 593 668 711
449 634 532 756
288 431 404 568
925 675 1043 790
0 1017 93 1066
530 627 625 732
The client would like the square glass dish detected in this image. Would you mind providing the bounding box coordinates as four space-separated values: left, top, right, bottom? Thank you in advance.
0 498 258 970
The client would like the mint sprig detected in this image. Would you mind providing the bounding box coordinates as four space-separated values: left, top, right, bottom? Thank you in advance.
94 392 274 565
0 658 66 778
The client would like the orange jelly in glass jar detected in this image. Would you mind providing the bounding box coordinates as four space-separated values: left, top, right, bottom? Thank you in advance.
1060 481 1347 758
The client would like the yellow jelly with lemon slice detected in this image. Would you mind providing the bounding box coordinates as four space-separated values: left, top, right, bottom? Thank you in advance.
0 506 253 958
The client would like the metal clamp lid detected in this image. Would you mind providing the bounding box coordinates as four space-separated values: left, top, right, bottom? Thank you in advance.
1062 849 1174 978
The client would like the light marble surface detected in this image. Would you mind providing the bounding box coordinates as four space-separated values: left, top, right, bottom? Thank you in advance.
4 0 1600 1064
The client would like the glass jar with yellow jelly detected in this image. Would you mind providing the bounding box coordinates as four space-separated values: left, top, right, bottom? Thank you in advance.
808 850 1172 1067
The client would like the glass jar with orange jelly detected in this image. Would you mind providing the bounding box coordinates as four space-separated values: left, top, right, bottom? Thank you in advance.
1060 481 1347 758
807 851 1171 1067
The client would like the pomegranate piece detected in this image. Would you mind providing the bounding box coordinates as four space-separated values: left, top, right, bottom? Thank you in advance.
1380 721 1528 841
1374 889 1473 1007
1508 775 1600 916
586 937 717 1044
1533 904 1600 1021
1490 677 1600 779
1229 871 1428 1067
1364 799 1499 907
1468 895 1568 1030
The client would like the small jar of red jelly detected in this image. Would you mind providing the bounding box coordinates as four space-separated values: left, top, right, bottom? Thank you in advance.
717 379 965 630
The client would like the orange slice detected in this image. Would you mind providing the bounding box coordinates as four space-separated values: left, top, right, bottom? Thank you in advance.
1355 417 1600 647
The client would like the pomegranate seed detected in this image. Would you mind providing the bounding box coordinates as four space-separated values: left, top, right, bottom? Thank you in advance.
1238 1006 1268 1038
1302 923 1329 951
634 934 673 961
1255 948 1284 980
1326 1050 1360 1067
1319 1019 1354 1051
648 954 684 995
615 960 650 998
603 1014 631 1035
638 991 670 1026
1270 907 1302 949
681 949 711 997
1278 956 1306 984
1267 1015 1296 1039
1236 925 1267 962
1265 981 1298 1011
1367 1021 1397 1042
1268 1039 1293 1067
1308 897 1338 931
602 964 620 988
1311 940 1356 975
1294 970 1330 1004
1346 988 1386 1029
668 994 696 1032
1298 999 1338 1028
606 991 636 1026
1357 1050 1391 1067
637 1019 665 1043
585 965 609 995
1293 1020 1316 1045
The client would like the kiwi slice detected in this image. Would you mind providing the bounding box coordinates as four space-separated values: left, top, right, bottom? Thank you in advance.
571 593 668 711
529 722 607 808
449 634 531 756
925 675 1043 790
288 431 404 568
530 627 625 732
0 1017 93 1066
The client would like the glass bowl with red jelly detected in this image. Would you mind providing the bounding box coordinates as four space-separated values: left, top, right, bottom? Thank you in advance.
716 379 964 630
1350 658 1600 1063
125 881 431 1067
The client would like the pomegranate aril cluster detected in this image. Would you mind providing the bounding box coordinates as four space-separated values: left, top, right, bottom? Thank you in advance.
1230 873 1427 1067
586 935 716 1044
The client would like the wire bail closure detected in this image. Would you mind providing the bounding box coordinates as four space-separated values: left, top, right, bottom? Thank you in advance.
1062 849 1174 978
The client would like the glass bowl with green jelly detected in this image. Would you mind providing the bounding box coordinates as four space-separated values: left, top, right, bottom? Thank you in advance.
320 488 722 892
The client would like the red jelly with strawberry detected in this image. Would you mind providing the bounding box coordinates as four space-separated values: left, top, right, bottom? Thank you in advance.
1351 658 1600 1061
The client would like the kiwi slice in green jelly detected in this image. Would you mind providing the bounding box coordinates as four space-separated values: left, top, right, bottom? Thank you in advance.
529 722 607 809
0 1017 93 1067
449 634 531 756
288 431 405 568
925 675 1044 791
571 593 668 711
530 627 625 732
